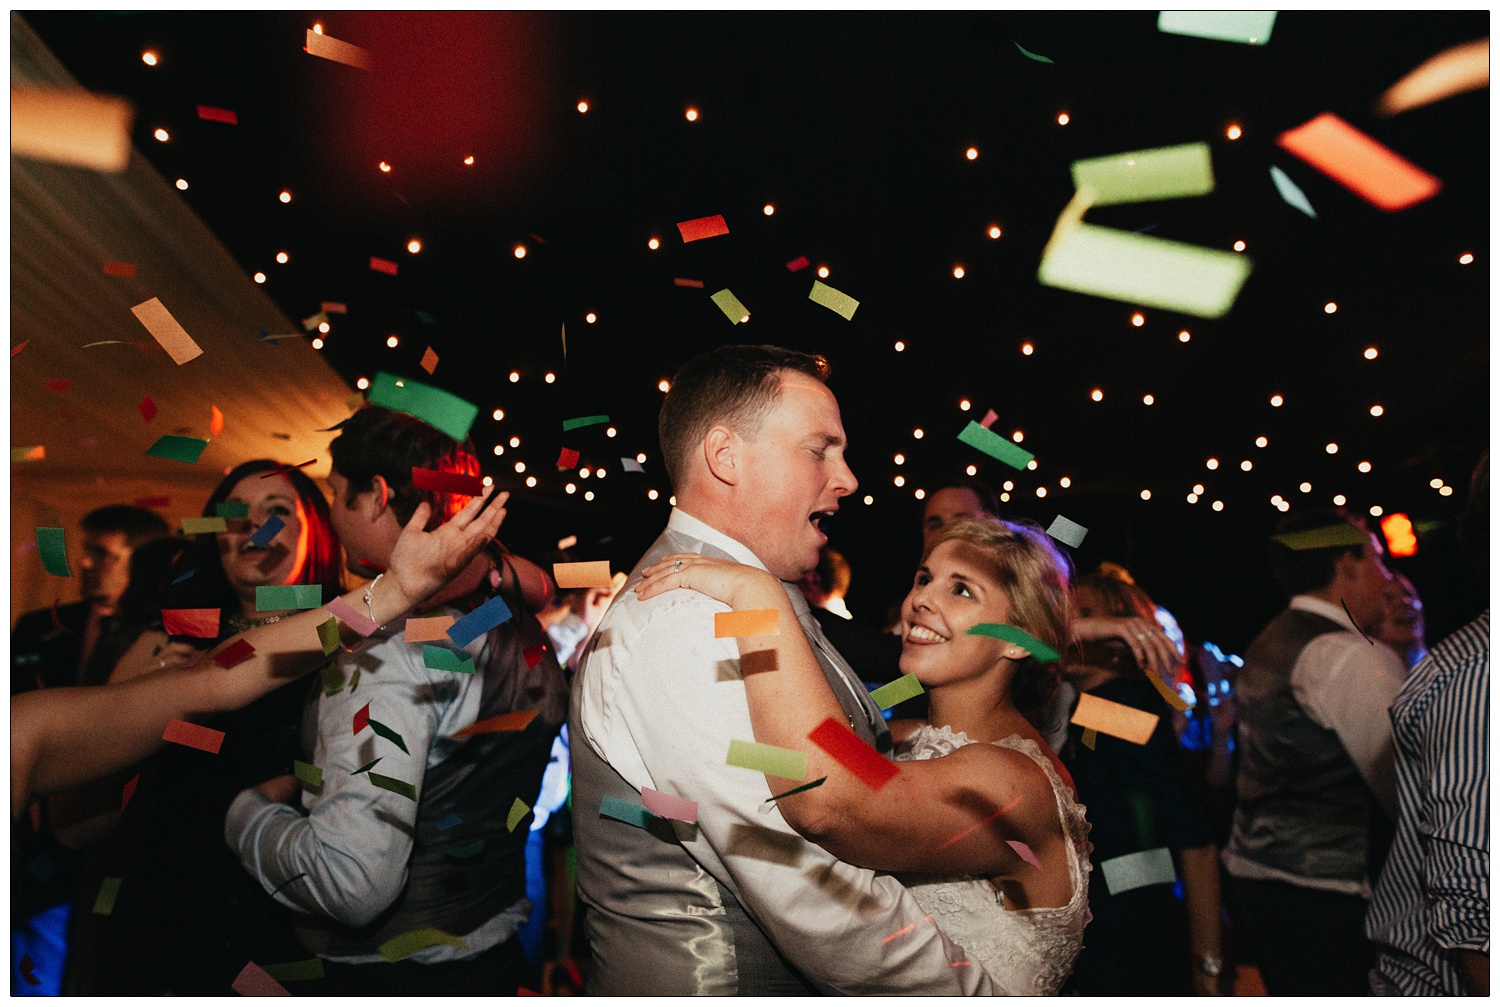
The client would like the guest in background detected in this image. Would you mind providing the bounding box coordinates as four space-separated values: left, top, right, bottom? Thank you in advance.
920 480 999 554
1377 573 1428 671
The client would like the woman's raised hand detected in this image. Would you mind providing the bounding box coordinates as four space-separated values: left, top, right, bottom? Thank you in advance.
386 488 510 612
635 553 785 611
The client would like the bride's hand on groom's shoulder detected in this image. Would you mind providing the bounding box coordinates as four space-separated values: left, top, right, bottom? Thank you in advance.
635 553 785 611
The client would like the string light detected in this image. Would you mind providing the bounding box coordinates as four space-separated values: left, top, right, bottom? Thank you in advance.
1026 460 1038 471
509 371 520 383
1212 500 1225 511
648 237 660 250
1012 431 1024 443
965 147 978 160
635 453 648 464
1363 347 1379 360
1187 493 1199 504
817 266 830 278
684 107 699 122
492 409 505 421
1429 478 1445 489
1057 112 1070 125
379 161 391 173
648 489 659 500
913 428 924 439
318 322 330 334
153 128 169 142
407 239 422 254
763 204 775 216
509 436 521 448
311 337 324 350
1240 459 1253 471
513 245 527 259
1300 482 1312 493
1370 404 1384 417
1206 458 1219 470
1369 505 1382 517
253 272 266 284
312 23 323 35
1358 461 1372 473
544 372 556 384
658 378 671 392
579 467 592 478
356 377 369 390
1178 330 1191 343
276 251 289 264
1333 494 1346 505
565 484 576 495
1193 484 1205 495
914 488 926 500
141 51 159 66
1021 342 1034 356
894 475 905 487
1000 492 1011 503
894 453 905 465
1233 240 1246 252
1226 124 1242 140
1324 301 1338 314
959 398 971 411
894 341 905 352
1140 490 1152 501
1270 394 1284 407
952 265 966 279
1090 388 1103 402
863 495 873 505
1255 436 1268 448
1059 477 1071 489
514 462 526 474
175 178 189 190
493 445 504 456
1143 394 1155 406
966 465 977 476
463 155 475 166
1131 313 1145 327
1003 481 1014 492
1325 442 1339 454
524 476 536 487
482 476 493 488
988 225 1002 239
278 190 293 204
585 312 597 324
1439 486 1455 497
585 491 595 501
386 335 399 348
1459 252 1474 264
577 100 589 113
1037 487 1049 498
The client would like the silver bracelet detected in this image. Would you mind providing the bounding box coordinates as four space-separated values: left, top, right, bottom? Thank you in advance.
363 573 387 630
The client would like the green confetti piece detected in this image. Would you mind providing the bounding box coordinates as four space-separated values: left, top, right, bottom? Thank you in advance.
1272 525 1371 551
1070 142 1214 206
966 623 1061 663
598 794 654 829
368 772 417 801
293 760 323 787
92 877 122 915
1157 10 1276 46
1045 515 1089 549
352 757 382 776
1014 41 1054 63
256 584 323 611
808 280 859 320
726 739 807 781
562 414 610 432
709 288 751 325
215 501 250 518
368 372 479 443
1270 166 1318 219
367 717 410 754
317 617 342 657
443 838 485 858
181 516 229 535
321 663 344 695
36 527 70 577
414 310 436 325
1414 519 1445 536
956 421 1036 470
423 645 476 675
81 340 128 348
260 958 325 982
506 797 531 832
868 673 925 711
764 776 829 802
350 668 361 691
378 928 466 963
145 435 209 464
1038 222 1252 319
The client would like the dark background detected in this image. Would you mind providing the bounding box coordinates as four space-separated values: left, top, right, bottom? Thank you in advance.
25 11 1489 653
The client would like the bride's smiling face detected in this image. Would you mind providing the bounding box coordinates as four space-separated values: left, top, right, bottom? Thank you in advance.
898 539 1021 688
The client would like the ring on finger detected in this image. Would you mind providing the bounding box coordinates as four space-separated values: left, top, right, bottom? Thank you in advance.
674 559 682 573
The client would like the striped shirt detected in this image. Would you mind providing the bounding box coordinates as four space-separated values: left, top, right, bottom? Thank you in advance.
1367 610 1489 995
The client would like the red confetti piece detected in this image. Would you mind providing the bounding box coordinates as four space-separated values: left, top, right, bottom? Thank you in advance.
161 608 220 638
672 277 705 288
451 709 539 738
162 718 225 754
979 409 999 429
231 962 290 996
44 379 70 392
101 262 136 278
121 774 139 810
11 341 29 357
134 496 171 508
196 105 238 124
213 638 255 669
419 346 439 374
556 447 580 469
370 256 399 275
786 256 810 271
259 459 316 479
807 717 900 790
50 598 75 635
411 467 485 496
522 644 544 669
139 396 157 422
676 214 729 242
320 302 348 314
938 793 1023 849
881 923 916 944
353 702 370 735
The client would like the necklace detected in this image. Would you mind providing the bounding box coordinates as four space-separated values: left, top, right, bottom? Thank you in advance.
226 612 285 633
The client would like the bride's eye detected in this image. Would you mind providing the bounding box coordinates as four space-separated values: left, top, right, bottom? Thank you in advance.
952 581 973 599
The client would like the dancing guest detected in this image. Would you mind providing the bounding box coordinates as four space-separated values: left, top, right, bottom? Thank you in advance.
1378 573 1429 671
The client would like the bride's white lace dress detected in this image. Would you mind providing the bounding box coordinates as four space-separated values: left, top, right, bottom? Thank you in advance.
895 725 1092 996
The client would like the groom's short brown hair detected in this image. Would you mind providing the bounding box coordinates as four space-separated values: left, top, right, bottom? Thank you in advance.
657 344 831 490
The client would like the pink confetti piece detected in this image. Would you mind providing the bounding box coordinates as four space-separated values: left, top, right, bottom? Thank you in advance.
196 105 238 124
327 596 379 636
1006 839 1042 868
979 409 999 429
786 255 810 271
641 786 699 823
231 962 290 996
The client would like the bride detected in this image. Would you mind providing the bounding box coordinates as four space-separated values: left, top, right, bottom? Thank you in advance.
636 516 1090 995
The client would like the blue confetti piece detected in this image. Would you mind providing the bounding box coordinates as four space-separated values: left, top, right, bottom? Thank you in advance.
248 515 285 549
446 594 513 648
435 813 463 831
170 568 199 585
599 794 654 829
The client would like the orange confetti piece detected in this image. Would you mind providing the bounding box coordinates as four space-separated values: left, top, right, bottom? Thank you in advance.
419 347 439 374
451 709 540 738
304 28 374 72
713 609 780 638
130 297 204 365
11 87 133 172
553 560 613 589
1276 113 1441 212
209 404 225 437
102 261 136 278
404 615 456 642
1071 692 1158 745
676 214 729 242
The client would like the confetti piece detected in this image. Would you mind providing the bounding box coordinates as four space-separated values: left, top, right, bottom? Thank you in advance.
966 623 1060 662
11 341 28 357
1071 142 1214 206
598 794 654 828
957 421 1035 470
415 310 436 324
210 404 225 437
1144 665 1192 712
1377 38 1489 117
727 739 807 781
369 256 399 275
102 261 135 278
808 717 900 790
556 448 580 469
302 312 329 332
214 501 250 519
293 760 322 787
181 516 228 535
621 457 644 473
673 277 705 288
1101 846 1177 894
868 673 925 710
710 289 751 324
368 372 479 442
353 703 371 735
36 528 70 577
12 446 46 462
1045 515 1088 549
419 347 439 374
351 757 381 776
563 414 610 432
507 797 531 832
411 467 484 496
261 959 325 982
1014 41 1054 63
162 718 225 754
452 709 539 738
676 214 729 242
92 877 123 915
1157 10 1276 45
1070 692 1158 745
1276 113 1441 212
49 599 74 634
369 772 417 801
523 645 545 669
1268 165 1319 219
161 608 220 638
444 838 485 858
1271 524 1371 550
121 774 138 810
446 594 513 647
714 609 780 638
44 378 71 393
145 434 209 464
378 929 466 964
423 645 476 675
368 717 410 753
196 105 238 124
808 280 859 320
313 617 341 658
259 459 317 480
764 776 828 802
556 534 578 551
436 813 463 830
642 787 699 823
320 302 348 315
1040 221 1252 318
882 923 916 944
213 638 255 669
10 87 133 172
786 255 810 271
256 584 321 611
305 28 374 72
327 597 379 636
405 616 456 642
130 297 204 365
1081 727 1096 749
1007 839 1042 868
553 561 614 589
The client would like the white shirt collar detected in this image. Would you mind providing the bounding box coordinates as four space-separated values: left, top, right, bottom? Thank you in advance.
1290 594 1360 634
667 508 769 572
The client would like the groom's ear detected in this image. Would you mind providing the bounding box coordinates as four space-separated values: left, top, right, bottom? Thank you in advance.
703 425 741 486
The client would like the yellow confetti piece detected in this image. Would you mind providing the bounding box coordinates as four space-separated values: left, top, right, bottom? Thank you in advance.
1081 727 1097 750
808 279 859 320
709 288 751 324
506 797 531 832
377 928 465 963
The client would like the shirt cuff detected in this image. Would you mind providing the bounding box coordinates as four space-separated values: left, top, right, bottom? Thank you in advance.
224 787 279 850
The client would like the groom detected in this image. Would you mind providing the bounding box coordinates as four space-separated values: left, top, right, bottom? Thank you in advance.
570 344 995 994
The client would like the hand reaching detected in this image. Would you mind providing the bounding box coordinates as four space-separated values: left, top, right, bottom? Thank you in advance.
1072 615 1181 683
385 488 510 614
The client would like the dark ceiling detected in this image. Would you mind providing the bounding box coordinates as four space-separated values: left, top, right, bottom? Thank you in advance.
21 11 1490 650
